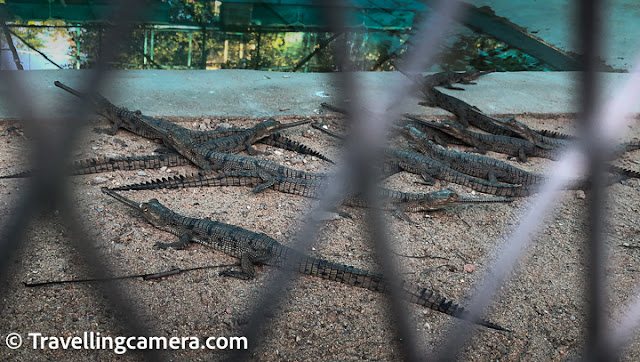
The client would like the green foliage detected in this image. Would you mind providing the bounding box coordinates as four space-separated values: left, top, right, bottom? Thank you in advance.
8 20 68 54
439 34 550 72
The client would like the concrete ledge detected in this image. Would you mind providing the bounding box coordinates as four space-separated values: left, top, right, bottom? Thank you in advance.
0 70 635 120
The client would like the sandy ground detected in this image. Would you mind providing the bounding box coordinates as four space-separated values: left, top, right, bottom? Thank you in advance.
0 111 639 361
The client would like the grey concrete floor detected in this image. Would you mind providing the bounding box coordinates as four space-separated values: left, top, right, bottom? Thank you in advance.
0 70 637 120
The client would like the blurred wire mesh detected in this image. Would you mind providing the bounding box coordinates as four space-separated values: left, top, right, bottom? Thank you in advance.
1 0 640 361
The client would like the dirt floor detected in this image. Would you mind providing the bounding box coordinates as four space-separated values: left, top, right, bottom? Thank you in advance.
1 111 640 361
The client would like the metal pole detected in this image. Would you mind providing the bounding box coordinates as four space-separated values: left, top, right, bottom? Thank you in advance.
200 28 207 69
75 27 80 69
580 0 609 360
150 28 154 62
255 32 261 70
0 23 22 70
187 32 192 68
143 28 147 68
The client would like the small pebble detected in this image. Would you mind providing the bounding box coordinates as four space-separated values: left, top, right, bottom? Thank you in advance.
90 176 108 185
160 166 167 172
575 190 586 199
137 171 147 176
273 150 283 156
463 264 475 274
199 123 207 130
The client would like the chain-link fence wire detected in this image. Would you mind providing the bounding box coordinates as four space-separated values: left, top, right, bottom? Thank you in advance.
434 0 640 360
229 1 466 360
0 1 166 360
2 0 640 361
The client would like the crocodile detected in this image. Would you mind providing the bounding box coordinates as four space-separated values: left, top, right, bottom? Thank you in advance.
101 187 507 331
0 120 332 179
403 126 639 186
418 119 558 162
402 125 544 187
159 135 328 192
400 114 467 147
313 105 462 149
0 154 193 179
393 67 520 137
293 127 526 197
421 69 495 90
171 118 311 163
499 116 640 158
382 148 527 197
419 88 521 137
108 170 513 222
0 145 326 183
54 81 333 163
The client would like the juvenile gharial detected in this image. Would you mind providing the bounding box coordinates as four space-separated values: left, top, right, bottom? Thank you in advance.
381 148 527 197
54 81 333 163
0 154 192 179
402 126 639 187
402 125 545 187
109 170 513 222
185 118 310 155
101 187 507 331
498 116 640 158
394 67 519 137
418 119 558 162
0 120 332 179
420 69 495 90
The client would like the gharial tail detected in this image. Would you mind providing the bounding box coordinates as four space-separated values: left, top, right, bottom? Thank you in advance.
262 133 335 164
0 169 32 179
109 171 262 191
610 165 640 179
294 255 508 331
403 286 508 331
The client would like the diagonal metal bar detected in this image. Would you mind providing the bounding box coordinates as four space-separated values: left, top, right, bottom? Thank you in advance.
590 52 640 359
320 1 421 359
6 27 63 69
292 32 343 72
226 1 466 361
434 19 640 362
0 12 22 70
